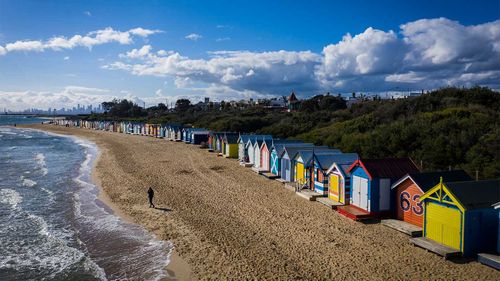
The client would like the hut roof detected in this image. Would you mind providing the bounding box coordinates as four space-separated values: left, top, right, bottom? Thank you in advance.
392 170 472 192
348 158 419 179
272 143 312 156
281 146 328 159
295 149 341 165
315 153 359 170
225 133 239 143
445 180 500 210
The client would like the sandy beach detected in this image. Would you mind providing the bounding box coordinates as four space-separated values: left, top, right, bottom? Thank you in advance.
22 124 500 280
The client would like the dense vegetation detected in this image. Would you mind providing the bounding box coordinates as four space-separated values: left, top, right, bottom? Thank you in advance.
81 87 499 179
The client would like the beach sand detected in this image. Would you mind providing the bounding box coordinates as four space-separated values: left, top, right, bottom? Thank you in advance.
23 124 500 280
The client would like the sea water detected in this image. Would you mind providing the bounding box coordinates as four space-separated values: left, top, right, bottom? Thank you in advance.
0 119 173 280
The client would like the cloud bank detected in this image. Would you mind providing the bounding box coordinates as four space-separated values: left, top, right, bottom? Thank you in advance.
0 27 161 55
0 86 148 111
104 18 500 94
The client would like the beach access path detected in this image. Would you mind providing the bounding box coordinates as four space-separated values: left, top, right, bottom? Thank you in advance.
24 124 500 280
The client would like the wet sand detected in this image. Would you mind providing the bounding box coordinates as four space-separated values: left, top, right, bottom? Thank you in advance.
23 124 500 280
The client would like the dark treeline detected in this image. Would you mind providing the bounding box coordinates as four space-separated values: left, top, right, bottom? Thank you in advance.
80 87 499 179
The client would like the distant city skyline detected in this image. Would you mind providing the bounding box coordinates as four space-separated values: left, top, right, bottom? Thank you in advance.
4 103 104 115
1 0 499 110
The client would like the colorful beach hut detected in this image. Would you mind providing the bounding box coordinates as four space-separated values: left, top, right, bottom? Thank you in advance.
326 158 358 205
391 170 471 227
259 139 274 171
223 133 240 158
342 158 419 218
293 149 338 187
413 179 500 257
280 146 327 183
269 142 311 176
313 153 359 196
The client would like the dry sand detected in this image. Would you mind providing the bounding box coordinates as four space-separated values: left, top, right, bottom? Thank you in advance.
23 124 500 280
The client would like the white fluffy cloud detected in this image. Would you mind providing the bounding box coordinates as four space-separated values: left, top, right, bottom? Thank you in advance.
0 86 155 111
318 18 500 91
185 33 202 41
0 27 161 55
103 18 500 94
104 48 321 94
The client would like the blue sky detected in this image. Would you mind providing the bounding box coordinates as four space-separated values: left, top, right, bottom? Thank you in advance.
0 0 499 110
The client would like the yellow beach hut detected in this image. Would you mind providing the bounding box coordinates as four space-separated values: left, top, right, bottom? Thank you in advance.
412 179 500 257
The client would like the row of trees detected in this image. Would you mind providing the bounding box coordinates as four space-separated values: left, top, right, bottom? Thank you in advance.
85 87 499 179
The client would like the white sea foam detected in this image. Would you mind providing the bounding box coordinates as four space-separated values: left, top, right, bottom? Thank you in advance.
28 214 50 237
0 188 22 209
35 153 48 176
21 176 37 187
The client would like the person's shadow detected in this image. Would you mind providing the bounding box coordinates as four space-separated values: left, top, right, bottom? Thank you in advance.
155 207 172 212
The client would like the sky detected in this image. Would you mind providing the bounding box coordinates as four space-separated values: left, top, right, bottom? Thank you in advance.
0 0 499 110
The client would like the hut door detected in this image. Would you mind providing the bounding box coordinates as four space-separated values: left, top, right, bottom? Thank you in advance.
329 174 340 202
425 202 461 250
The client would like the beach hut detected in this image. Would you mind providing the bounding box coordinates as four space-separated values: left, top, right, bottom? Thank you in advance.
294 149 340 189
478 201 500 269
259 139 274 171
326 158 358 205
268 142 311 176
312 153 358 196
253 139 265 169
391 170 471 228
245 138 257 165
280 146 326 182
238 135 272 162
237 135 251 161
208 131 219 151
223 133 239 158
413 180 500 257
191 130 210 145
341 158 419 218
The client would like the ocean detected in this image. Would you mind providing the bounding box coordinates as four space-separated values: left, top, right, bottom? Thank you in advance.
0 116 173 281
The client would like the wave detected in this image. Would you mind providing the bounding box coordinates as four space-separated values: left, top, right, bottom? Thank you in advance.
0 188 22 209
35 153 48 176
71 136 173 280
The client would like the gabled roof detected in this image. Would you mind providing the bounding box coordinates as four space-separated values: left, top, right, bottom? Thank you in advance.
294 149 341 166
288 92 298 102
444 180 500 210
271 142 312 156
238 134 272 143
391 170 472 191
260 139 273 151
224 133 239 143
315 153 359 170
347 158 419 179
280 146 328 159
326 163 354 178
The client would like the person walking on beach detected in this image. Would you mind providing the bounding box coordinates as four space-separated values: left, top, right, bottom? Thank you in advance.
147 187 155 208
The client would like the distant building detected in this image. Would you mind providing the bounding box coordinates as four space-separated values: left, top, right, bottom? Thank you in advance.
287 92 300 112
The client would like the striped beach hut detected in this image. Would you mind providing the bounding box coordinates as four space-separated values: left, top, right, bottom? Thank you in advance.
326 158 358 205
415 180 500 256
279 146 326 183
391 170 471 227
313 153 358 196
294 149 340 189
269 142 311 176
344 158 420 215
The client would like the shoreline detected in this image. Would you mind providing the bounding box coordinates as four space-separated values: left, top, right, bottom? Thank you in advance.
16 125 192 281
19 124 499 280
